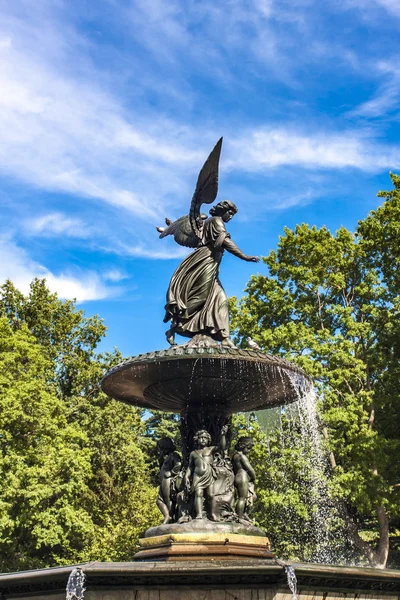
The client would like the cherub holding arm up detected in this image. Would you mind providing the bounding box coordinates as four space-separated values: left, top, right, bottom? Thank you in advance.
184 425 228 521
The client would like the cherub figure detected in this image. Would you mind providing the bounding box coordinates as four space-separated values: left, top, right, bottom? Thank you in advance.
156 437 182 524
232 436 256 520
184 425 228 521
156 138 259 347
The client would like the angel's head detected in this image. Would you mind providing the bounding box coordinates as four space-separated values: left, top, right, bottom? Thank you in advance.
210 200 238 223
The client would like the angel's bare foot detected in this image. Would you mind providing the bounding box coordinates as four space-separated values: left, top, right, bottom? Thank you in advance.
166 328 176 346
209 513 218 521
195 515 203 520
156 226 165 234
165 217 172 226
221 337 236 348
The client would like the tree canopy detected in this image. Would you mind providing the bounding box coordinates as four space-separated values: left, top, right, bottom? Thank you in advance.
231 173 400 568
0 280 158 571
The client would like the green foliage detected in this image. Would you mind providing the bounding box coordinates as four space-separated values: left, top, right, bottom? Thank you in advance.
231 176 400 566
0 279 159 571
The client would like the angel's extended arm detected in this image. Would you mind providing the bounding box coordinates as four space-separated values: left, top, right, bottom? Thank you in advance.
223 236 258 262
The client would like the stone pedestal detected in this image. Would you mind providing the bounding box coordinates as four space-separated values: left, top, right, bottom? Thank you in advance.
135 532 274 561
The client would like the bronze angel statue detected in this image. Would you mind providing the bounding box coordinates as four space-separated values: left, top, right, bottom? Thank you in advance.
157 138 259 348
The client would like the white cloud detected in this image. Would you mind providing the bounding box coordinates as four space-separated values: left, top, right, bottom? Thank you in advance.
104 269 130 282
25 212 91 238
270 189 316 210
376 0 400 16
0 235 116 302
0 0 398 227
227 128 400 172
117 243 189 260
1 0 400 277
0 13 203 221
347 61 400 118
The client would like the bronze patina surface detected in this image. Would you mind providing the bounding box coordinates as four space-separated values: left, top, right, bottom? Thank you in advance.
100 139 314 540
156 138 260 348
101 346 311 413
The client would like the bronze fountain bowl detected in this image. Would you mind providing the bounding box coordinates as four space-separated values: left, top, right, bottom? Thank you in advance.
101 346 312 414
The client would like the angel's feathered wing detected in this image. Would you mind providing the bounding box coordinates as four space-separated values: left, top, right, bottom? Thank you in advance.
189 137 222 239
159 215 199 248
157 138 222 248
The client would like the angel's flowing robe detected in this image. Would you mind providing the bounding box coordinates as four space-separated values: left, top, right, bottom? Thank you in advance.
164 216 231 341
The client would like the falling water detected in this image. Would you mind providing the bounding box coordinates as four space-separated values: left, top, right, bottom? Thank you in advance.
252 373 349 565
285 566 298 600
293 383 335 563
66 568 86 600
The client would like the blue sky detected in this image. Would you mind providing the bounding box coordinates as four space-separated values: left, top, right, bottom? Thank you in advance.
1 0 400 356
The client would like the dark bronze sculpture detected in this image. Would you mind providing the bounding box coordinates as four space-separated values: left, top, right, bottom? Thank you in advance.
157 138 259 348
232 436 256 520
101 137 313 548
156 438 182 524
153 429 258 526
184 425 228 521
153 429 257 527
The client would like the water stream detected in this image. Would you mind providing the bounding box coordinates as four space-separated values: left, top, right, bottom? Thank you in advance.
249 377 348 564
66 568 86 600
285 565 298 600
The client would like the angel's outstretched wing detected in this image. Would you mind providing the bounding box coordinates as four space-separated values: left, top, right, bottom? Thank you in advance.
158 215 200 248
189 138 222 239
156 138 222 248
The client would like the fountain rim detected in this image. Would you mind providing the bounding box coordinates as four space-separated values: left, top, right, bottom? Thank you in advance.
102 345 312 382
100 346 313 413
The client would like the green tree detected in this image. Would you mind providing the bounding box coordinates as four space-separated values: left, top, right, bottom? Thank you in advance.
0 280 158 570
231 175 400 568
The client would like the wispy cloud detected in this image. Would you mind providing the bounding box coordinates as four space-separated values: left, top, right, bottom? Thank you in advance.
270 189 316 210
117 243 189 260
227 128 400 172
104 269 130 283
0 235 119 302
24 212 92 238
0 0 400 288
347 61 400 118
375 0 400 16
0 0 398 231
350 0 400 18
0 7 204 221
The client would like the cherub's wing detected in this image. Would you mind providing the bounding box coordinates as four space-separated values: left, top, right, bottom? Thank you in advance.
159 215 200 248
189 138 222 239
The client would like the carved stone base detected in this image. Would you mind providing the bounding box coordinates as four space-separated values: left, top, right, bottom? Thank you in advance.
135 532 274 561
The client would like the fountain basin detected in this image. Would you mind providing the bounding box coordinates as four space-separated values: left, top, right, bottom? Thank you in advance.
101 346 312 413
